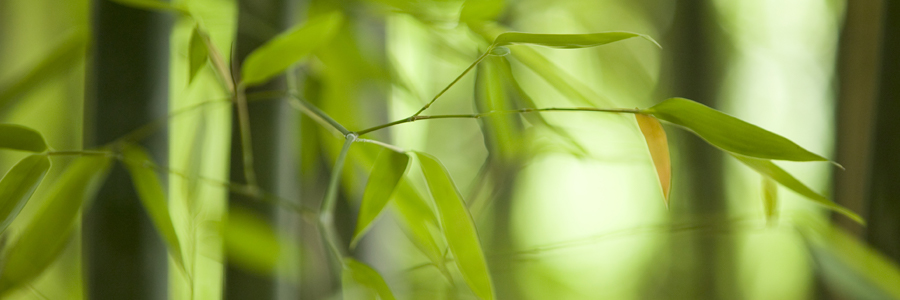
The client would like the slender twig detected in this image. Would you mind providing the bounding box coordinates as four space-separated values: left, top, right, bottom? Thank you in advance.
286 94 350 136
198 28 235 94
411 47 494 117
319 135 356 265
234 85 259 189
356 138 405 153
356 107 642 136
46 150 113 157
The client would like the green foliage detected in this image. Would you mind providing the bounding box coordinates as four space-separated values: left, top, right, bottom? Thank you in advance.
352 149 410 248
240 12 344 87
0 155 112 295
341 258 397 300
0 155 50 233
224 207 287 275
108 0 186 14
0 124 47 152
0 30 86 113
188 26 209 84
493 32 660 49
761 177 778 224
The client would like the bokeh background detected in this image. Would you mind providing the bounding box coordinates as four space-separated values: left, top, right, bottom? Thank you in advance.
0 0 897 299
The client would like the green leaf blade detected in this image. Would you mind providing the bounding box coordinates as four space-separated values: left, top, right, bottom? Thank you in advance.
0 124 48 152
188 27 209 85
224 208 284 275
108 0 186 14
732 154 862 224
352 149 410 248
121 145 185 272
648 98 828 162
241 12 343 87
0 155 112 294
390 179 445 267
415 152 494 300
0 155 50 234
341 258 396 300
493 32 659 49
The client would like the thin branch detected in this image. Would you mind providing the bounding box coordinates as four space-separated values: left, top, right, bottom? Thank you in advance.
356 138 405 153
411 47 494 117
356 107 642 136
234 85 258 189
318 135 356 266
286 94 350 136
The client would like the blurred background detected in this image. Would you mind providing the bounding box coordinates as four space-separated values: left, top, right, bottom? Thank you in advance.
0 0 898 299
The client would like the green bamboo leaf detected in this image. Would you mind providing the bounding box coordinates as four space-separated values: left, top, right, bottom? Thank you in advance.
460 0 505 23
647 98 829 162
224 208 283 275
341 258 396 300
188 26 209 84
0 155 112 294
108 0 187 14
351 149 410 248
801 222 900 299
121 145 185 272
0 124 48 153
762 177 778 225
0 30 86 113
0 155 50 234
390 179 445 267
634 114 671 206
493 32 660 49
415 152 494 300
731 154 862 224
241 12 343 87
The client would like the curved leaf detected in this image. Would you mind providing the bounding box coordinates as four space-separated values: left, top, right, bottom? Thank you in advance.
224 208 284 275
341 258 396 300
635 114 671 206
731 154 862 224
0 155 50 233
415 152 494 300
0 124 47 152
493 32 660 49
647 98 828 162
121 145 185 272
241 12 343 87
188 26 209 84
351 149 410 248
390 179 445 267
0 155 112 294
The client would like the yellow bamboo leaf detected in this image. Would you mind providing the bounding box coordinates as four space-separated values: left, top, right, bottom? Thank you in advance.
635 113 671 206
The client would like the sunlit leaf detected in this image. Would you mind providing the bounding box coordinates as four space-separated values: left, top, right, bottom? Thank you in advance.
761 177 778 224
635 114 671 206
241 12 343 87
415 152 494 300
731 154 862 224
801 221 900 299
224 207 284 275
0 155 112 294
352 149 410 248
341 258 396 300
493 32 660 49
108 0 187 14
390 179 445 267
188 26 209 84
460 0 505 23
0 155 50 234
121 144 185 273
648 98 829 162
0 124 47 152
0 30 86 113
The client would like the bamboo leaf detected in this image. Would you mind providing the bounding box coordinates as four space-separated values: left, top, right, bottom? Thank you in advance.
0 30 86 113
762 177 778 225
0 155 50 234
415 152 494 300
0 124 48 153
460 0 505 23
493 32 660 49
341 258 396 300
224 208 283 275
0 155 112 294
108 0 186 14
241 12 343 87
188 26 209 84
390 179 445 267
648 98 828 162
351 149 410 248
121 145 185 273
635 114 671 206
731 154 862 224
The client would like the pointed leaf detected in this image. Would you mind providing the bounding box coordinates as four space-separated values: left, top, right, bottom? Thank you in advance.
224 208 283 275
635 114 671 205
0 155 112 294
0 155 50 233
351 149 410 248
415 152 494 300
0 124 47 152
390 179 445 267
121 145 185 272
341 258 396 300
188 26 209 84
460 0 505 23
762 177 778 225
493 32 660 49
732 154 862 224
648 98 828 162
241 12 343 87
